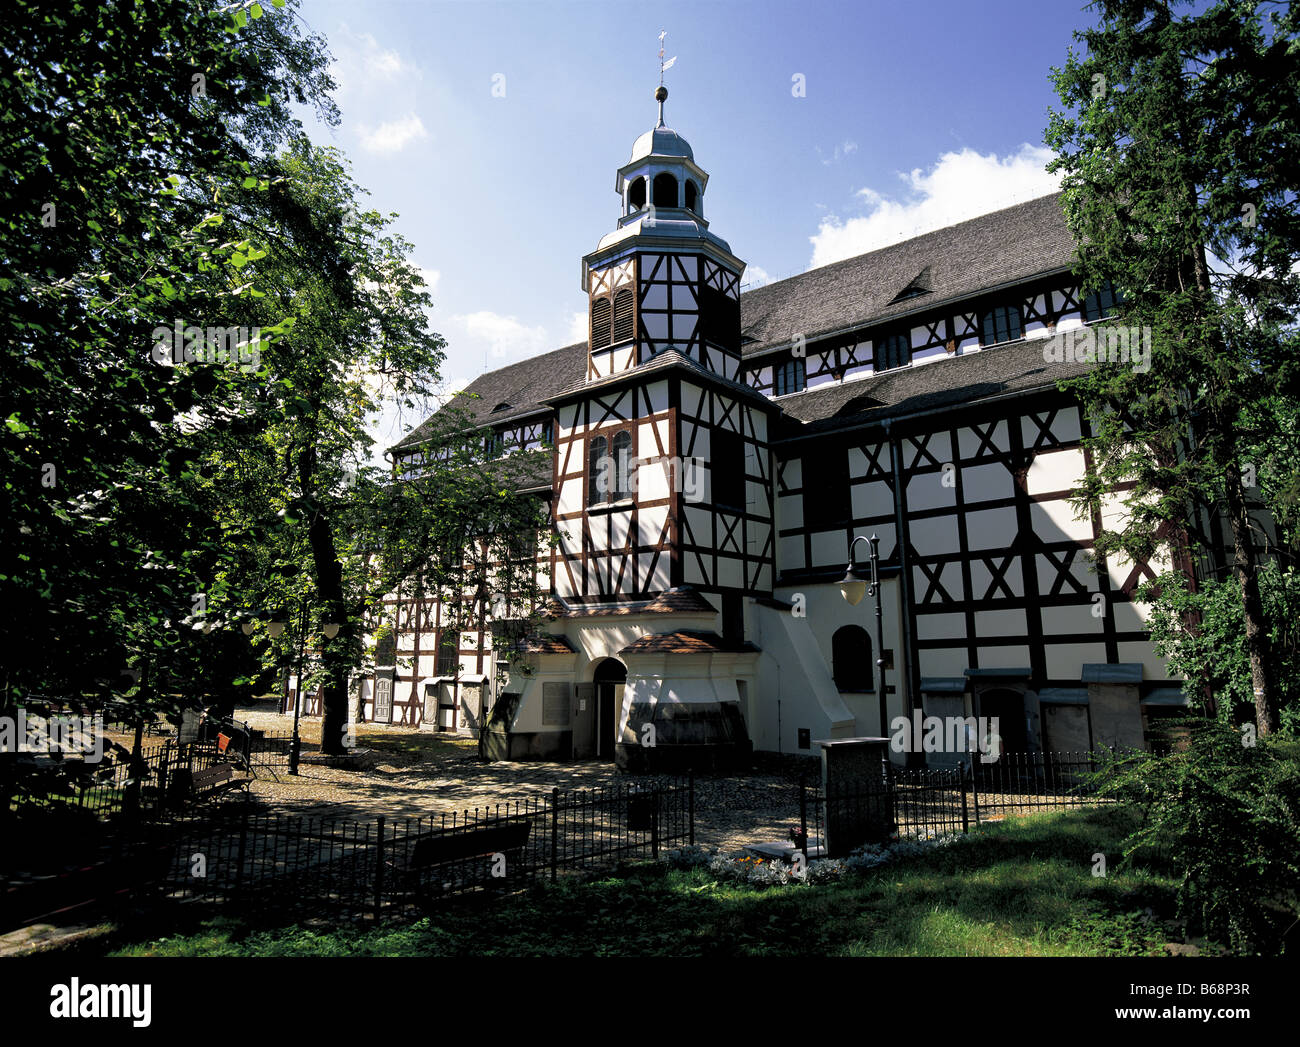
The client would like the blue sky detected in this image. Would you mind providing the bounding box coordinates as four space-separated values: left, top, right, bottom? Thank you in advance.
291 0 1104 454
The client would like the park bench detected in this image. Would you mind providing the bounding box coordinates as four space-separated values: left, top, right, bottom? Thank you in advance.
391 820 532 911
187 763 247 803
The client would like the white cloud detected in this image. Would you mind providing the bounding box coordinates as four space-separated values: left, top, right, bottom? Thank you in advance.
809 144 1062 268
416 267 441 295
818 140 858 166
742 264 773 289
448 311 549 361
358 113 429 154
565 310 589 345
331 27 419 96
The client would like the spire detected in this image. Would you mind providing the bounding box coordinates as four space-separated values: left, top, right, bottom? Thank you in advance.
656 30 675 128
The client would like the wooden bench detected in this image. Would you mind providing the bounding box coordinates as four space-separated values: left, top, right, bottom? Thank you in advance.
395 821 532 910
187 763 247 803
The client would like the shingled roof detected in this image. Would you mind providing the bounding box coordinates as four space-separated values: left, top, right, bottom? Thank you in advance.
390 193 1076 453
774 334 1095 437
738 192 1075 356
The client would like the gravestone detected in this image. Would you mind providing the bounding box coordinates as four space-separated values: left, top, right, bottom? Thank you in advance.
818 737 894 856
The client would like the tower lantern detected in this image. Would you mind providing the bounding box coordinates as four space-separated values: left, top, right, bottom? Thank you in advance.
581 68 746 383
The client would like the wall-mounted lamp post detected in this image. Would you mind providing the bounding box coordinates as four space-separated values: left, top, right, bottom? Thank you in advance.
837 533 888 739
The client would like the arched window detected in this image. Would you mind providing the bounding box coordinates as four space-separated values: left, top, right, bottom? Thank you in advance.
611 287 635 344
774 358 806 396
980 304 1023 345
653 172 678 208
588 434 609 505
590 296 612 349
628 176 647 212
832 625 873 692
612 431 633 500
685 179 699 212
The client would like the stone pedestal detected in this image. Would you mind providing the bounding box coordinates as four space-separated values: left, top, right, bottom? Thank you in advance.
819 737 894 856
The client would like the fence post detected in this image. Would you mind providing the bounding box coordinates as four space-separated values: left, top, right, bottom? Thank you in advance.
550 788 559 883
960 762 969 833
234 792 250 898
374 816 386 923
968 753 982 826
651 789 660 860
799 777 808 855
156 742 169 816
688 771 695 847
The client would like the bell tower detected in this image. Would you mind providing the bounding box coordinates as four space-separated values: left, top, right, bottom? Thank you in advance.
582 85 746 383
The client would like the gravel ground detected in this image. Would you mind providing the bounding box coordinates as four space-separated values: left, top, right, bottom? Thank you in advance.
230 707 819 854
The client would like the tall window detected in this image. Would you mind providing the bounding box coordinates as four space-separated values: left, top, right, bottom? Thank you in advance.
832 625 873 691
711 428 745 510
1082 281 1118 321
980 304 1023 345
876 332 911 372
611 431 633 500
628 176 647 212
588 434 608 505
802 447 851 530
435 634 459 677
774 358 806 396
590 296 612 349
685 179 699 213
611 288 635 344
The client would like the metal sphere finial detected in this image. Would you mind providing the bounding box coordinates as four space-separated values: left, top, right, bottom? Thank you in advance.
655 85 668 103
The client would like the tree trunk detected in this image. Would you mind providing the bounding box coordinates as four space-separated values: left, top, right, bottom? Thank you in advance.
1223 468 1278 736
298 442 350 756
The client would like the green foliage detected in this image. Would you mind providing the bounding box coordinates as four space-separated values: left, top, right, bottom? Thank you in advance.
1143 563 1300 730
1044 0 1300 734
1098 725 1300 955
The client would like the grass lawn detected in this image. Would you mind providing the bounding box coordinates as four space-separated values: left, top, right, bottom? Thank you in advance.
83 806 1190 957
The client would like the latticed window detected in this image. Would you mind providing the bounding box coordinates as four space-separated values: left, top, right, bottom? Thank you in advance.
774 358 806 396
980 304 1023 345
435 635 459 677
876 332 911 372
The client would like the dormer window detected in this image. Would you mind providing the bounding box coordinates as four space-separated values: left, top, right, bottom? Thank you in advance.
628 176 647 212
491 402 512 413
652 172 678 208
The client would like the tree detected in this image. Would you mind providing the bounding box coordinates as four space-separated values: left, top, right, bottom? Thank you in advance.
190 140 552 754
0 0 337 719
1045 0 1300 736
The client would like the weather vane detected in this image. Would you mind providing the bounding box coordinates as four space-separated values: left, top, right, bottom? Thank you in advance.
658 30 676 86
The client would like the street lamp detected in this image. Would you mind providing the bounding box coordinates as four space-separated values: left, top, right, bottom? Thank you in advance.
838 533 889 738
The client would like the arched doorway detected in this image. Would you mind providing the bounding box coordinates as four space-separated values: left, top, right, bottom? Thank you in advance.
592 658 627 762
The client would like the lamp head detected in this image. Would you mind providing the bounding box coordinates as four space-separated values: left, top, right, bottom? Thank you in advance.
838 567 868 606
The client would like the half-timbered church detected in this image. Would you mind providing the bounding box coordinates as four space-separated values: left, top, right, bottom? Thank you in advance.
369 84 1185 770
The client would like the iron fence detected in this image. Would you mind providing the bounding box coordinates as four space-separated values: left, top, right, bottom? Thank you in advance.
803 751 1110 853
149 776 696 921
